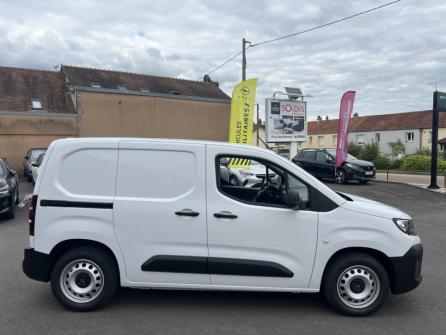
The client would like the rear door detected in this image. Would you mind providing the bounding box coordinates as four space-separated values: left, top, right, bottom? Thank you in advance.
114 141 209 285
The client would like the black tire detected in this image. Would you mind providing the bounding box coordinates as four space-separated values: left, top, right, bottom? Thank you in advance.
335 170 347 184
323 253 389 316
229 175 239 186
4 198 15 219
50 247 118 312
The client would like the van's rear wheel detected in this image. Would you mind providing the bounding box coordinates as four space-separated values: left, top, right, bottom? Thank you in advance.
323 253 389 316
51 247 118 311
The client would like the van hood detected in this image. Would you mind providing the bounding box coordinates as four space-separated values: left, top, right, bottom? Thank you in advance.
339 192 411 220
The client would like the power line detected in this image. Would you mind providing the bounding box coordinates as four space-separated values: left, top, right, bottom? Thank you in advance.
202 0 402 77
249 0 402 48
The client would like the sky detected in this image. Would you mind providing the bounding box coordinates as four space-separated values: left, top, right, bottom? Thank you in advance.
1 0 445 120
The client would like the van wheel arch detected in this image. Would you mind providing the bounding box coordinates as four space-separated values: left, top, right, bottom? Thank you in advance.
321 247 395 294
48 239 120 285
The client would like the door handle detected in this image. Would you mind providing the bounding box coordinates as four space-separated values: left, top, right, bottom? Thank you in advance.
175 209 200 217
214 211 238 219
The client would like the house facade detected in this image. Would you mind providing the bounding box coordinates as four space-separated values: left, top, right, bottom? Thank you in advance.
0 65 231 172
302 111 446 157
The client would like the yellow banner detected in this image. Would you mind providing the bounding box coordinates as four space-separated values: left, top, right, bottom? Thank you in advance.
228 78 258 168
229 78 258 145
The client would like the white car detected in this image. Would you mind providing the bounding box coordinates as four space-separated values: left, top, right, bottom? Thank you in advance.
23 138 422 315
31 153 45 185
220 160 276 187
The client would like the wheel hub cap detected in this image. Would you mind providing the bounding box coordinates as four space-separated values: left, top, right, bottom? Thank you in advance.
337 265 380 309
60 259 104 303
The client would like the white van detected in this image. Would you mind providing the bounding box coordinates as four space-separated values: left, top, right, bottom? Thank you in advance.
23 138 423 315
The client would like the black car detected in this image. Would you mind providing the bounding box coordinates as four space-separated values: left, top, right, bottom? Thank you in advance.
292 148 376 184
0 158 19 219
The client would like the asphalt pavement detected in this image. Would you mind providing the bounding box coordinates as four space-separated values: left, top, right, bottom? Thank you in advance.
0 180 445 335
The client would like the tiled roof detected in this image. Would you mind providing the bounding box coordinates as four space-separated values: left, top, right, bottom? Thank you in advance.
61 65 230 100
308 110 446 135
0 66 75 113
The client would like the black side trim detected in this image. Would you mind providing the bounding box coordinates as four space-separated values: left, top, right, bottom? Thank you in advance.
389 244 423 294
22 248 50 282
141 255 208 274
40 200 113 209
208 257 293 277
141 255 294 278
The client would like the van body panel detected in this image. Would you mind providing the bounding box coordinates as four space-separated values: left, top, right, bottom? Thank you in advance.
113 141 209 285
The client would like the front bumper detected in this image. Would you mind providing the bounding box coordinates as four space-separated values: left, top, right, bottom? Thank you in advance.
22 248 50 282
389 243 423 294
345 168 376 181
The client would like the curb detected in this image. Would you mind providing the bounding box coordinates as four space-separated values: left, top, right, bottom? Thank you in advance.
374 179 446 195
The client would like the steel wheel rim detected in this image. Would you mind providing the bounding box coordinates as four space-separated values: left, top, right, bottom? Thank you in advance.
60 259 104 304
335 171 345 184
337 265 380 309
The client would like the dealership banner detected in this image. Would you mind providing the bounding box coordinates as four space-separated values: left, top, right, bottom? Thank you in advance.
265 98 307 142
335 91 356 168
228 78 258 167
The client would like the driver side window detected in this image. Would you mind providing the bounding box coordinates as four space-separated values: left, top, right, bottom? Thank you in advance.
216 155 310 208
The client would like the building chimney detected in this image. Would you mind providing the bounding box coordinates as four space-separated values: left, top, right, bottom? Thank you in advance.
352 112 359 119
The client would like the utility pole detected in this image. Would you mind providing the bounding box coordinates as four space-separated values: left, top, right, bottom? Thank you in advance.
242 38 250 81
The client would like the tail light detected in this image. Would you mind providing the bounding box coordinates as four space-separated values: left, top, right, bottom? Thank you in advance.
28 195 38 236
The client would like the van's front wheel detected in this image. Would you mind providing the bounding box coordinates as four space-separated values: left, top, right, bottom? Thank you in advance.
50 247 118 311
323 253 389 316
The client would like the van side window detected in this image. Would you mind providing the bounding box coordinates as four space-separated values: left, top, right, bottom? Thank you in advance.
117 149 195 199
216 156 310 208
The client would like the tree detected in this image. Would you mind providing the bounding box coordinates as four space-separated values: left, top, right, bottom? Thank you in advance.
360 142 380 161
388 139 406 159
203 74 219 87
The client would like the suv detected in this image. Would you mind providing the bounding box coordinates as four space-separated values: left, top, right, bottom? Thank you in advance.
293 149 375 184
0 158 19 219
23 138 422 315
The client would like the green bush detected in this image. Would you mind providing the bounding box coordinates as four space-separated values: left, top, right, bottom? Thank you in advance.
415 149 431 156
373 155 392 170
359 142 380 161
390 158 403 169
401 155 446 174
348 142 363 158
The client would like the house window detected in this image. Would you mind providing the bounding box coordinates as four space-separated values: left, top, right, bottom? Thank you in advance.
356 134 365 145
375 133 380 142
318 136 325 146
405 132 415 143
309 136 313 145
31 99 42 110
332 135 337 146
90 83 101 88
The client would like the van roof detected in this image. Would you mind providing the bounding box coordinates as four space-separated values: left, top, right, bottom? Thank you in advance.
54 137 271 152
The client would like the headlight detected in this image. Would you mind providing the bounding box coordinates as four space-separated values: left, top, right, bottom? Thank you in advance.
240 170 254 177
345 163 359 169
0 179 9 195
393 218 416 235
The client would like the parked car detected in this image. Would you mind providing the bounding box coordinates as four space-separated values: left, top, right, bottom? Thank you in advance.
31 153 45 185
23 138 422 315
23 148 46 182
292 148 376 184
0 158 19 219
220 159 276 187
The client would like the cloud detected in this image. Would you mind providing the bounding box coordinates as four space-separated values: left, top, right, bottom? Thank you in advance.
0 0 445 120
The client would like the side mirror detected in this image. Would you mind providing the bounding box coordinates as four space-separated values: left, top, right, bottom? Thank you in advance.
326 159 334 163
9 170 16 176
285 190 301 210
25 156 28 160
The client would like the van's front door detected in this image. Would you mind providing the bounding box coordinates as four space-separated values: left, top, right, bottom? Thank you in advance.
114 141 209 286
206 145 318 289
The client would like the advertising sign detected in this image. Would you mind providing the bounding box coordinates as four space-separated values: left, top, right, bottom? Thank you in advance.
229 78 258 145
265 98 307 142
335 91 356 168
